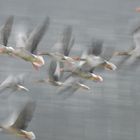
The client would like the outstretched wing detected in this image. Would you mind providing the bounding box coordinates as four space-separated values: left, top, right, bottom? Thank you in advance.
132 25 140 51
52 25 74 56
62 25 73 56
58 76 80 94
0 75 15 93
87 39 103 56
15 30 28 48
0 74 27 93
0 16 14 46
11 100 36 130
25 17 50 54
48 60 62 81
100 46 115 61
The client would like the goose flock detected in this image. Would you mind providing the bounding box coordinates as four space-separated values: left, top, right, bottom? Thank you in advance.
0 11 140 139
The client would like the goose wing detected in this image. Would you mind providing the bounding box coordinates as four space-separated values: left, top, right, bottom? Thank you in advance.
52 25 74 56
10 100 36 130
25 17 50 54
48 60 62 81
0 16 14 46
87 39 103 56
132 25 140 52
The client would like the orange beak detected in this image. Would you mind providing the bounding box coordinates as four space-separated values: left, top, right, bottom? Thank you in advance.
135 7 140 12
91 73 103 82
94 75 103 82
32 56 45 70
104 62 117 71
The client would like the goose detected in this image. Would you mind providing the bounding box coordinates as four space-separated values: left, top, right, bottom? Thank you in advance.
114 24 140 67
0 16 15 55
39 25 79 63
13 17 50 70
0 74 29 93
0 99 36 140
57 76 90 98
36 60 63 86
0 17 50 70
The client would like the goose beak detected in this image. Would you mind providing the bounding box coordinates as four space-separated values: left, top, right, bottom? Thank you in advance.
32 56 45 70
17 85 29 92
56 81 63 86
21 130 36 140
63 56 74 63
104 62 117 71
136 7 140 12
78 83 90 90
91 73 103 82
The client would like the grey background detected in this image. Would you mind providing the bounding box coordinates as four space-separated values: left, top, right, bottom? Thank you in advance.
0 0 140 140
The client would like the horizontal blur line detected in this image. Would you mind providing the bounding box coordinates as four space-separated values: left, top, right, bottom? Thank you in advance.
0 69 31 72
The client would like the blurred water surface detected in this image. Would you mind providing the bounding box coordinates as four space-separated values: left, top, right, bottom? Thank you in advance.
0 0 140 140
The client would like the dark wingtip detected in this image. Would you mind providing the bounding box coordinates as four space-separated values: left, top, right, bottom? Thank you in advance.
88 38 103 56
43 16 50 29
2 15 14 46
